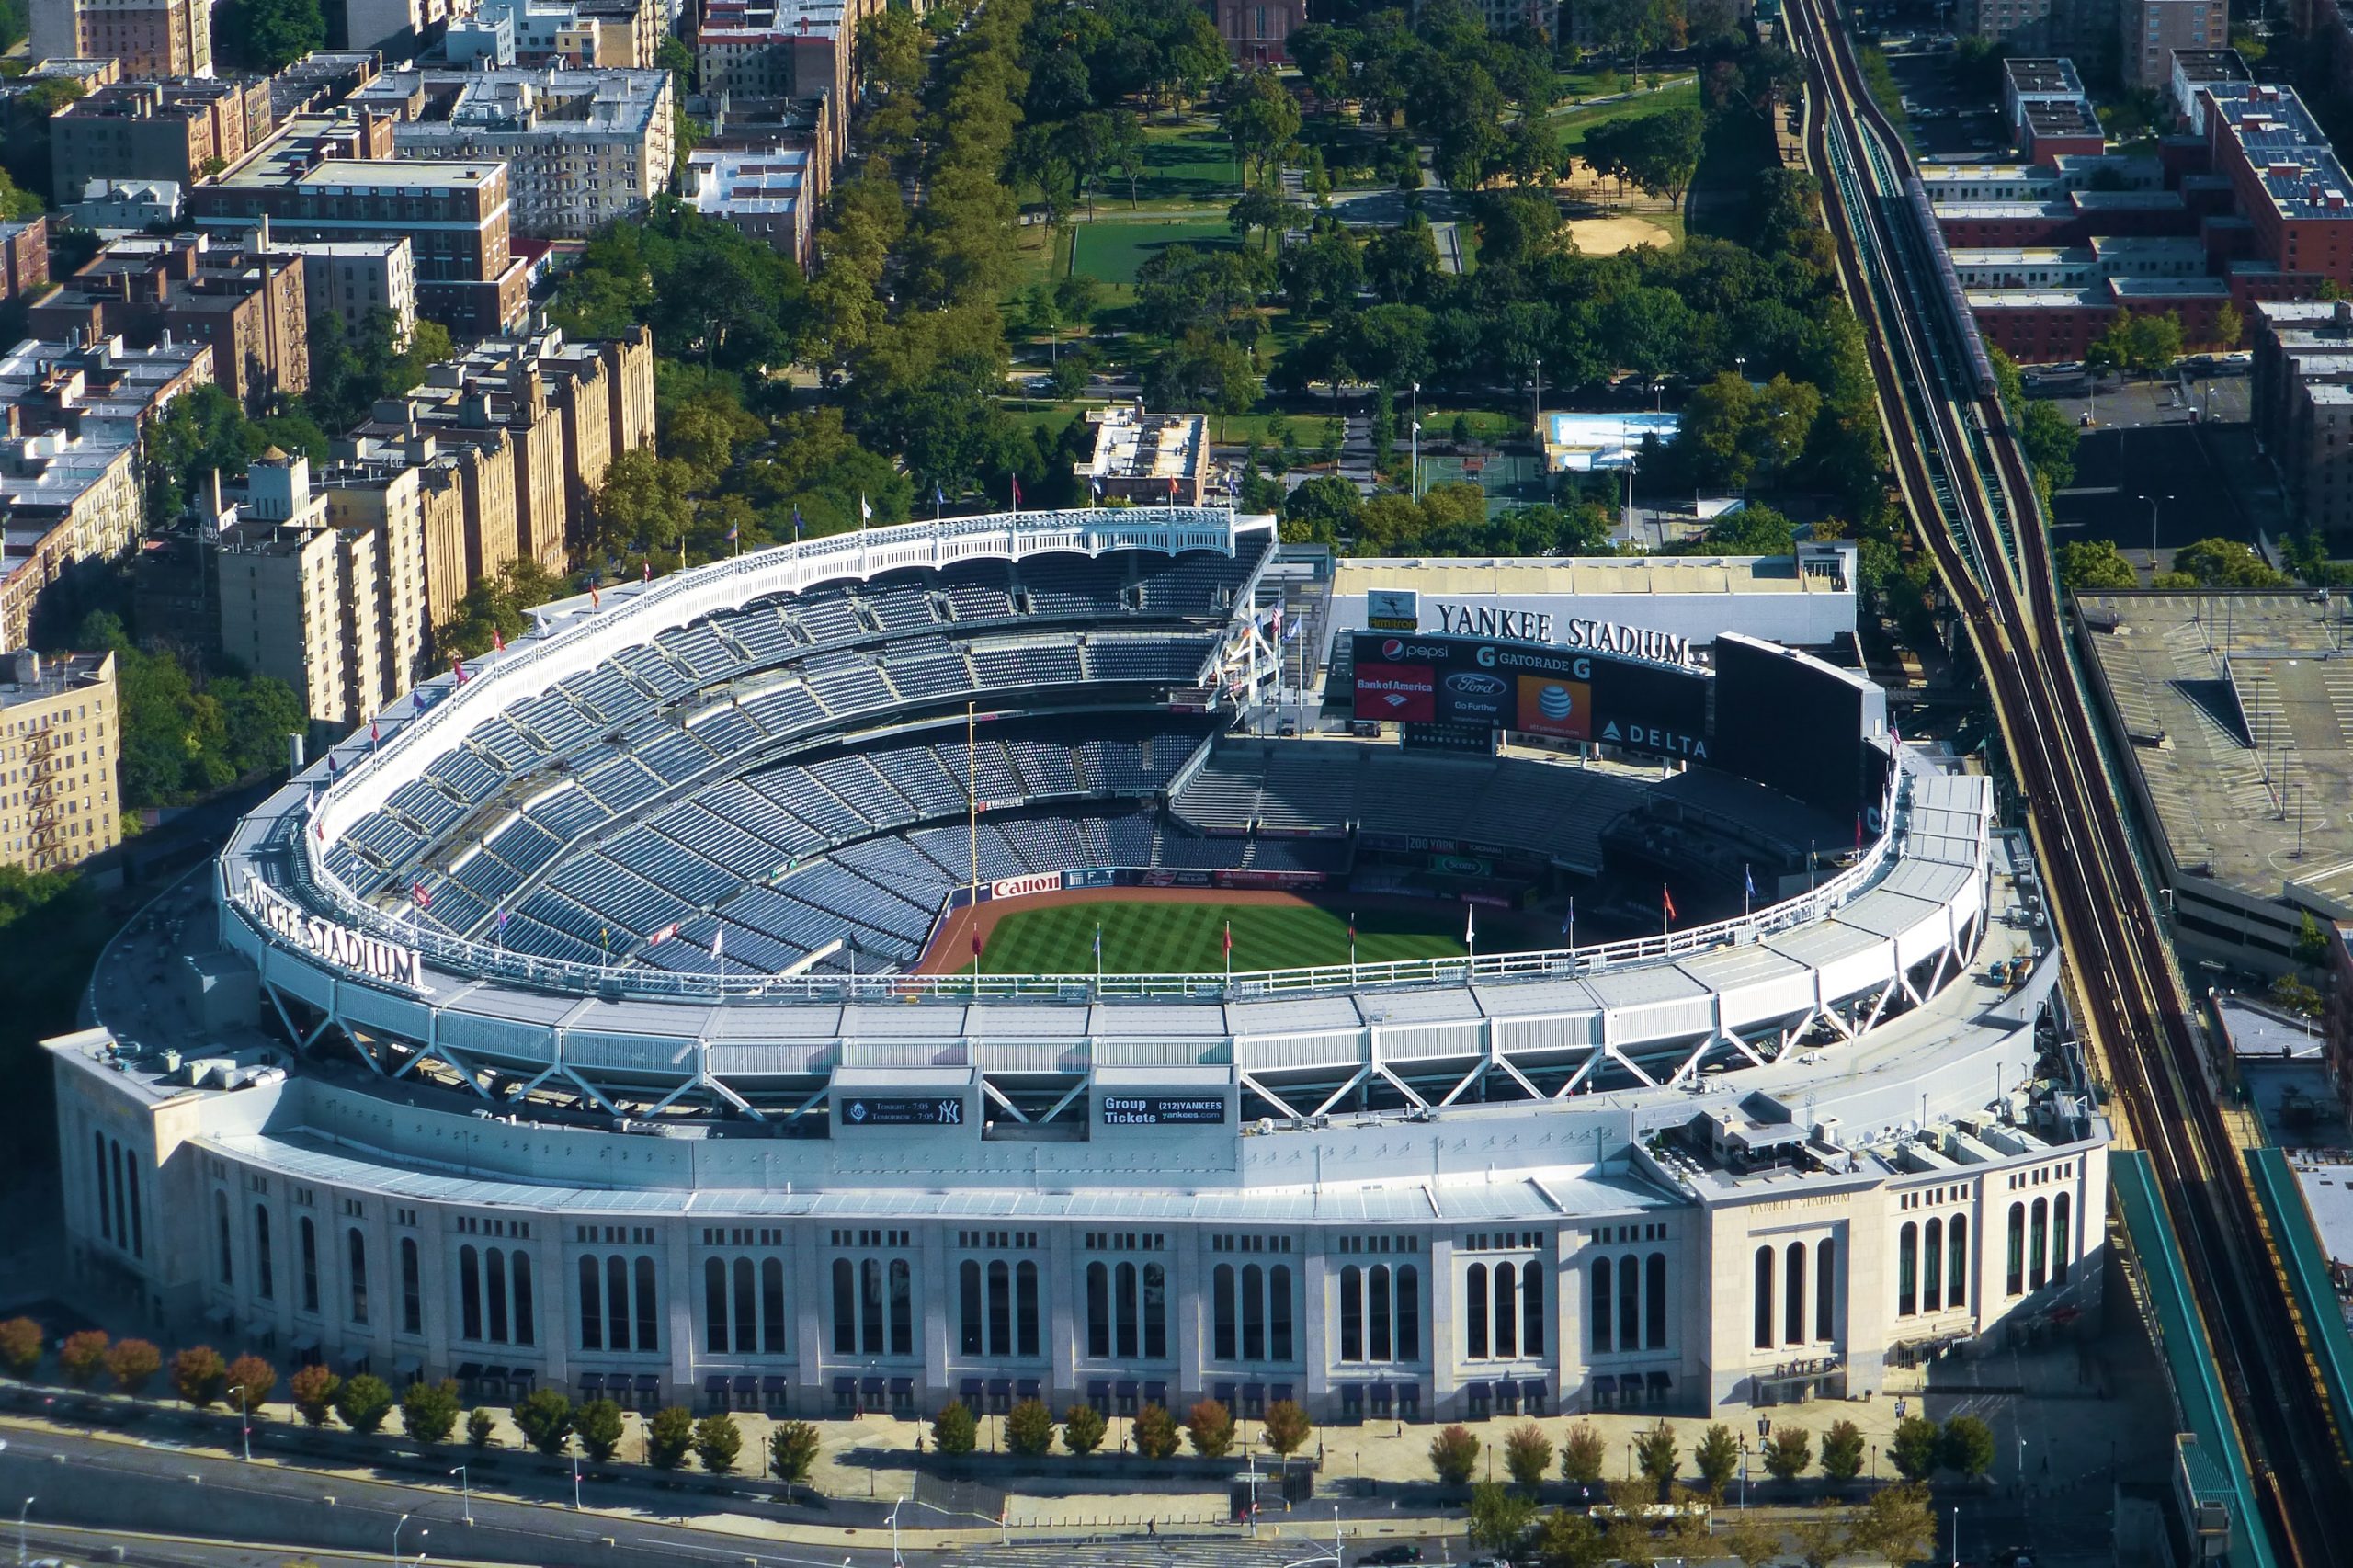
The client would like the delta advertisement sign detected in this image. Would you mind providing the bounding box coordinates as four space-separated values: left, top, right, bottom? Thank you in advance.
1351 632 1711 760
243 872 423 988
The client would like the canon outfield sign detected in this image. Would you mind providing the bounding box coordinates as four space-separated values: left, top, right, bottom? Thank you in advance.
243 872 423 988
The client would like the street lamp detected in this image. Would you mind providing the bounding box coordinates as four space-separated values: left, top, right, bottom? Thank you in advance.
1410 381 1421 500
413 1528 428 1567
16 1495 32 1568
2146 493 2173 565
572 1454 583 1511
450 1465 472 1526
391 1512 411 1568
234 1385 251 1462
888 1494 905 1568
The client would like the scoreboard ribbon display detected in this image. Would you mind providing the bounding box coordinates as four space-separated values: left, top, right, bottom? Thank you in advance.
1350 632 1710 761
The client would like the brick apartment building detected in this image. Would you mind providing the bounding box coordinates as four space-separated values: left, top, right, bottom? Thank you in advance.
0 219 49 303
49 76 274 197
0 648 121 874
2121 0 2230 90
2247 299 2353 539
694 0 879 163
30 231 310 411
30 0 212 79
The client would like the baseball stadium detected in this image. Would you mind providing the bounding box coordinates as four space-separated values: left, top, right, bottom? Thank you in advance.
51 506 2108 1425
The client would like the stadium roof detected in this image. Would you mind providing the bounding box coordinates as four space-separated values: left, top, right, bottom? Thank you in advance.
1331 555 1850 599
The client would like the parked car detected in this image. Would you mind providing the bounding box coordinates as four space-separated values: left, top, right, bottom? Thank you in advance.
1357 1549 1427 1566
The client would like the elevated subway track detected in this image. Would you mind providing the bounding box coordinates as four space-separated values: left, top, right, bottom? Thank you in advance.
1789 0 2353 1562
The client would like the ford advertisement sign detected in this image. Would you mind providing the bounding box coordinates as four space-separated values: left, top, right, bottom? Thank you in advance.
1440 670 1508 723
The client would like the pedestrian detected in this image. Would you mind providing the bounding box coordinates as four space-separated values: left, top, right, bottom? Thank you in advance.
1148 1518 1156 1537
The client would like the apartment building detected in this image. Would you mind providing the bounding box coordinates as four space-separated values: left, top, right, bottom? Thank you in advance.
192 110 529 336
2247 299 2353 539
347 66 676 239
683 146 812 266
695 0 877 162
0 648 120 874
63 179 185 232
444 0 665 67
1959 0 2058 50
49 76 274 196
275 236 417 347
0 427 143 653
29 231 310 411
216 449 392 725
322 430 477 638
337 0 464 53
2121 0 2229 90
29 0 212 79
0 332 214 442
1074 405 1209 506
690 89 832 210
1214 0 1304 63
0 220 50 303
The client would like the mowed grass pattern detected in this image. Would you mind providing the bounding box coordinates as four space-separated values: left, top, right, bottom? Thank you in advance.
975 901 1468 975
1069 220 1236 286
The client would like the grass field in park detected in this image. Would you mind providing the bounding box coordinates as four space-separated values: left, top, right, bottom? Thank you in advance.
1555 79 1704 153
973 900 1472 976
1131 122 1244 203
1069 218 1238 286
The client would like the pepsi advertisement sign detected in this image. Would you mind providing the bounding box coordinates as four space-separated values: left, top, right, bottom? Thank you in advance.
1350 632 1709 760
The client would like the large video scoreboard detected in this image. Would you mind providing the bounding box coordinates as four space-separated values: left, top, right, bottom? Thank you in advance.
1349 631 1711 761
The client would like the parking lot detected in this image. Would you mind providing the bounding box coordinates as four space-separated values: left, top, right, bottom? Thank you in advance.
1881 39 2014 161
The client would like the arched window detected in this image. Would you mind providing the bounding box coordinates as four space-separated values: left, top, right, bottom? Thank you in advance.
1397 1265 1421 1361
1211 1264 1237 1360
1086 1261 1110 1358
1646 1253 1669 1349
1590 1257 1613 1354
608 1255 631 1351
298 1216 319 1313
889 1258 912 1355
485 1246 509 1344
634 1256 659 1351
459 1244 482 1341
1466 1262 1490 1359
1114 1260 1138 1359
960 1259 983 1357
401 1237 422 1336
94 1131 110 1243
2029 1198 2049 1290
215 1191 233 1286
733 1258 756 1354
1493 1262 1518 1358
1947 1217 1968 1311
1897 1222 1917 1316
989 1260 1013 1358
347 1228 369 1325
512 1250 534 1346
761 1258 786 1353
253 1206 274 1301
1785 1240 1806 1344
1339 1266 1363 1362
1137 1262 1162 1360
859 1258 883 1353
707 1258 730 1354
109 1141 127 1250
2006 1203 2025 1296
1815 1239 1836 1342
1522 1264 1543 1358
1271 1266 1294 1360
1922 1219 1943 1313
1754 1246 1773 1349
578 1256 602 1350
1370 1264 1392 1361
831 1257 856 1355
2052 1193 2071 1286
125 1159 142 1258
1619 1253 1640 1352
1022 1260 1046 1358
1241 1263 1266 1361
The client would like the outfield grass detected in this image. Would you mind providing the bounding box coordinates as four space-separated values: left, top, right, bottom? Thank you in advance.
1555 80 1703 154
974 900 1469 975
1069 218 1236 286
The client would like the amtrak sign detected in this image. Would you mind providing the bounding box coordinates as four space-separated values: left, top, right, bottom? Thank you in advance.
244 872 423 988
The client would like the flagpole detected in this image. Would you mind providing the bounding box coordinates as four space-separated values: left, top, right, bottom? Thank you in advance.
1744 863 1752 919
968 699 981 987
1095 922 1103 990
1348 911 1358 983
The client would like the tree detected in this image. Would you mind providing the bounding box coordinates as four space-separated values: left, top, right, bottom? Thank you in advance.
1187 1398 1234 1459
1718 1517 1788 1568
59 1329 108 1388
1430 1424 1481 1486
512 1388 574 1456
0 1318 40 1376
1147 332 1261 439
467 1408 499 1449
2170 537 2288 587
1847 1480 1936 1564
1283 473 1362 543
769 1421 822 1497
932 1400 977 1456
1063 1402 1108 1455
222 1354 277 1415
103 1338 160 1396
1693 1423 1742 1501
1534 1508 1613 1568
1940 1415 1996 1481
172 1346 227 1408
216 0 324 73
574 1398 625 1463
1562 1423 1608 1485
290 1365 340 1426
2129 311 2185 374
1621 106 1708 208
693 1412 743 1475
1228 187 1290 253
1504 1422 1554 1493
1889 1414 1942 1481
2215 301 2245 349
1763 1425 1813 1483
1224 70 1302 183
1133 1403 1180 1459
1634 1419 1681 1497
2059 539 2139 592
402 1380 462 1446
1005 1397 1055 1457
1820 1419 1866 1483
335 1373 393 1436
1467 1482 1539 1554
1790 1515 1849 1568
1262 1399 1312 1457
647 1405 695 1470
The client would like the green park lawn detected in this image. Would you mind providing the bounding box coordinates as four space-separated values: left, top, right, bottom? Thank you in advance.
1555 79 1703 154
1069 217 1238 286
1129 120 1244 203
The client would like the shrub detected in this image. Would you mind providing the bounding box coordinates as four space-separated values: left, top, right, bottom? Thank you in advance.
646 1405 694 1470
513 1389 574 1456
59 1330 110 1388
402 1379 462 1445
574 1398 624 1463
222 1354 277 1414
1820 1418 1866 1483
1429 1424 1480 1486
1940 1415 1996 1480
466 1406 498 1449
1763 1425 1813 1483
1634 1419 1681 1495
1261 1399 1312 1458
1186 1399 1234 1459
1062 1402 1107 1455
1467 1481 1539 1554
335 1373 394 1436
1562 1422 1608 1485
931 1400 977 1456
103 1338 160 1396
0 1316 43 1375
1133 1403 1180 1460
693 1411 742 1474
290 1364 340 1426
1504 1421 1552 1493
1889 1415 1941 1481
769 1420 821 1494
1693 1423 1742 1501
172 1345 226 1407
1005 1397 1054 1457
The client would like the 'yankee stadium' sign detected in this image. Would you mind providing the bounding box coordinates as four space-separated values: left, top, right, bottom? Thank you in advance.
244 872 422 988
1429 604 1696 667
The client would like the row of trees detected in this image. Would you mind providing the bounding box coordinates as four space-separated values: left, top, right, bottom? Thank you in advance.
1423 1412 1991 1496
927 1395 1312 1461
